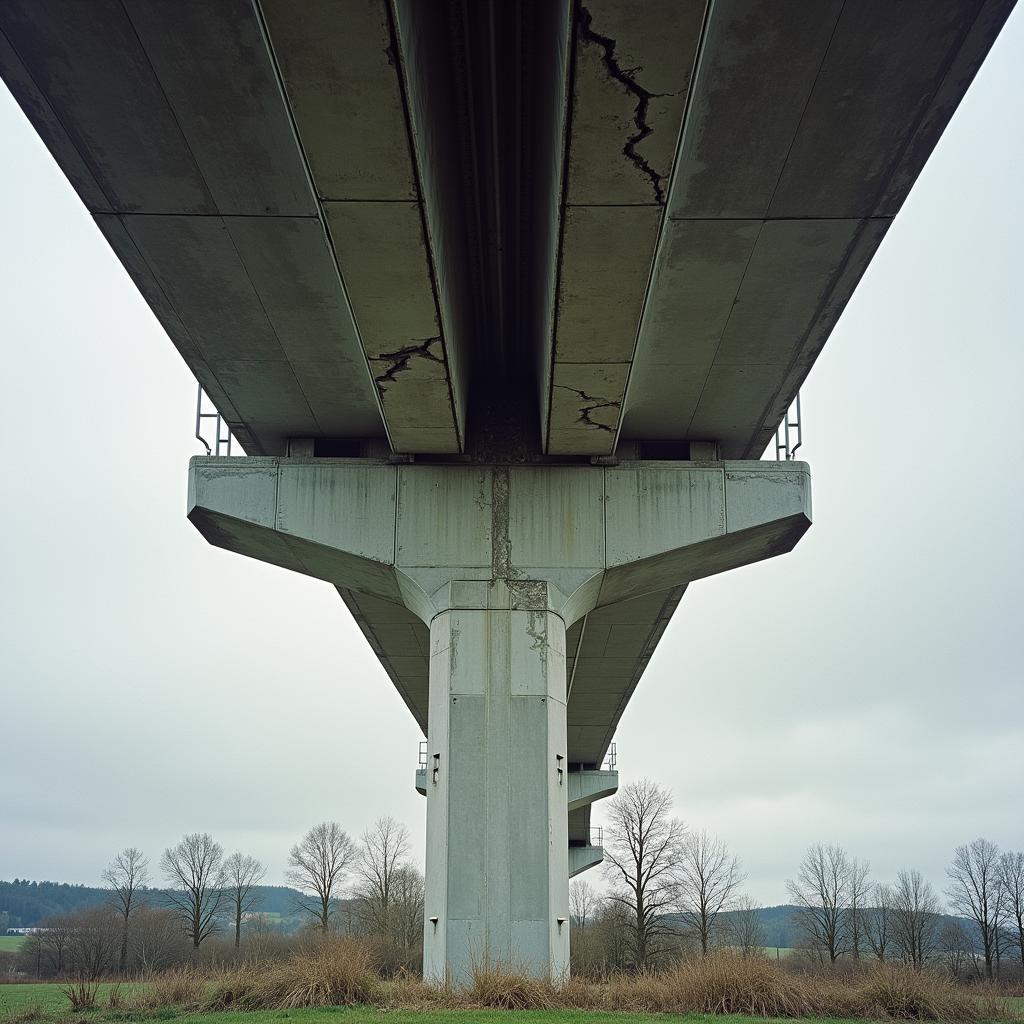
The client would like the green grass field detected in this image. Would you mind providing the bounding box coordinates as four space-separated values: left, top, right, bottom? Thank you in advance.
0 989 877 1024
1 982 1020 1024
0 938 24 953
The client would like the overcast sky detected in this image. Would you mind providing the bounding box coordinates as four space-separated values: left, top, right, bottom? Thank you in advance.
1 11 1021 910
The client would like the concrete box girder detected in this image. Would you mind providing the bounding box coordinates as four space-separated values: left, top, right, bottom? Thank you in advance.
1 0 1009 460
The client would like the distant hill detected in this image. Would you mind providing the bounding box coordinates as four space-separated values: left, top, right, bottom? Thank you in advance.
690 904 979 953
672 904 801 949
0 879 307 929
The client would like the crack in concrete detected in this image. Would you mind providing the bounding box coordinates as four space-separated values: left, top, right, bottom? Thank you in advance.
490 468 521 580
578 5 673 205
373 336 443 394
553 383 620 433
525 609 550 657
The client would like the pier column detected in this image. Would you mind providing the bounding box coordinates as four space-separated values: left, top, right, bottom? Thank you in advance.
422 580 569 983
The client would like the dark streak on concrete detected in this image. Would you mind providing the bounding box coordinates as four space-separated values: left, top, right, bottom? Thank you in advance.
490 467 518 579
578 5 672 205
373 335 443 394
552 383 620 433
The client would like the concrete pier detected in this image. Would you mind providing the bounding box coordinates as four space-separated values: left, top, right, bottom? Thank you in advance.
188 456 811 981
422 582 570 981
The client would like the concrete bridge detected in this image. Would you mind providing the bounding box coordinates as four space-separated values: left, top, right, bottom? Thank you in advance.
0 0 1012 982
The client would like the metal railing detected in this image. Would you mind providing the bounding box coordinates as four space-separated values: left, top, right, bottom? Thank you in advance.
195 385 233 456
774 392 803 461
603 742 617 772
589 825 604 848
418 740 428 771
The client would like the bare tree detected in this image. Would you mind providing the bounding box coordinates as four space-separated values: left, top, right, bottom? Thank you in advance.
786 843 852 962
939 919 974 979
848 857 872 959
602 778 686 969
723 896 765 956
354 816 410 938
947 838 1003 978
161 832 226 949
223 852 265 950
891 868 941 968
67 906 121 980
288 821 356 933
676 830 744 954
36 914 74 976
103 847 149 973
999 850 1024 972
132 907 190 974
390 864 425 958
865 883 894 962
570 879 597 930
586 897 635 974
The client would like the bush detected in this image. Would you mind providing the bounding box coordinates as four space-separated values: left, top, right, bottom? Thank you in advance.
61 980 99 1011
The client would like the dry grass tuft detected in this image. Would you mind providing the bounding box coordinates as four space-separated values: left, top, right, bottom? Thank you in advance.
666 951 824 1017
110 942 1018 1021
853 964 983 1022
205 936 380 1010
60 981 98 1012
129 966 206 1010
380 968 454 1009
2 1005 45 1024
466 962 557 1010
103 983 124 1011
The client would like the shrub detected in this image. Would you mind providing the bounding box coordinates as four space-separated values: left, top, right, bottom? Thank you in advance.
104 983 124 1010
61 980 99 1011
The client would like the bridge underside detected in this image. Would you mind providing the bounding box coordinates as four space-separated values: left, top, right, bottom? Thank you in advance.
0 0 1008 776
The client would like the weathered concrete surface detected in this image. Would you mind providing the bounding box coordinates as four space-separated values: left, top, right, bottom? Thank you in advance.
421 583 570 983
546 0 1014 455
546 0 703 454
187 456 810 980
620 0 1016 458
188 459 810 762
1 0 1010 458
0 0 466 455
188 458 811 636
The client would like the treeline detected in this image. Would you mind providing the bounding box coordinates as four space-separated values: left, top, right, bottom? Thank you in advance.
6 781 1022 987
0 881 302 930
5 816 424 981
569 780 1024 982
